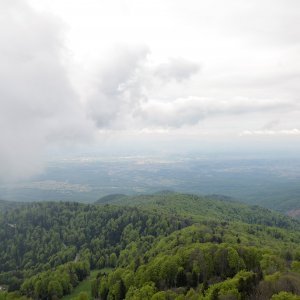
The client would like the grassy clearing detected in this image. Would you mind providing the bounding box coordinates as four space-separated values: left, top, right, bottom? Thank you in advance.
62 268 112 300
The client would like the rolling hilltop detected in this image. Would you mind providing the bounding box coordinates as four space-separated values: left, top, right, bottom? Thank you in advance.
96 192 300 225
0 199 23 212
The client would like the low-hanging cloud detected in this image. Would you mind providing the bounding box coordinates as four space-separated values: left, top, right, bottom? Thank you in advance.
240 129 300 136
87 48 202 129
137 96 298 128
154 58 200 82
87 46 299 130
88 46 150 128
0 0 94 181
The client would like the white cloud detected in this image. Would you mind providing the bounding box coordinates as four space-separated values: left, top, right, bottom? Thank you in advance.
1 0 300 182
87 46 150 128
87 47 201 129
154 58 200 82
0 0 94 181
240 129 300 136
140 95 300 128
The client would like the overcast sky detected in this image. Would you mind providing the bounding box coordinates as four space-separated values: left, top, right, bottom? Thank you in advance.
1 0 300 180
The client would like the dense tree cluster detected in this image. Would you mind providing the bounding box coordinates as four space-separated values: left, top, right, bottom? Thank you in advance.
20 261 90 299
97 193 300 231
91 224 300 299
0 202 190 293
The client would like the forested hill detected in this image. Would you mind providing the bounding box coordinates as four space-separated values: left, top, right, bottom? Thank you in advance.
0 199 23 212
0 194 300 299
96 193 300 230
0 202 190 294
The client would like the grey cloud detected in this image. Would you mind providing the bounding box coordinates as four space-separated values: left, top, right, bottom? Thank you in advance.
88 46 149 128
88 44 300 131
0 0 94 181
88 45 298 129
262 119 281 130
240 129 300 136
137 97 298 128
88 49 201 129
154 58 200 82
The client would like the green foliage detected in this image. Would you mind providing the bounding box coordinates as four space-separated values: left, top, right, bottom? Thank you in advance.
0 202 187 291
75 292 89 300
261 254 285 275
20 260 89 299
0 200 23 213
271 292 300 300
109 253 118 268
96 193 300 231
1 193 300 299
292 261 300 273
125 282 156 300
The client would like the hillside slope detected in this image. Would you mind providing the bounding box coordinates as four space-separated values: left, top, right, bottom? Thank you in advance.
0 199 23 212
0 194 300 299
96 192 300 230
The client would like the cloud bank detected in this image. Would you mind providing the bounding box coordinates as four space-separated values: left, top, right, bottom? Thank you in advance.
0 0 94 181
1 0 300 181
87 46 202 129
241 129 300 136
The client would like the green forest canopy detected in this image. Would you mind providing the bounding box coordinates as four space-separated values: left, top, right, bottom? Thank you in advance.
0 193 300 299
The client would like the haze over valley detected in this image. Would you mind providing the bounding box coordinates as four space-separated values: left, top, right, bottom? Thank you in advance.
1 156 300 217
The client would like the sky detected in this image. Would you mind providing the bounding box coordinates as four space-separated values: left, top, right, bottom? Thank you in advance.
1 0 300 181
